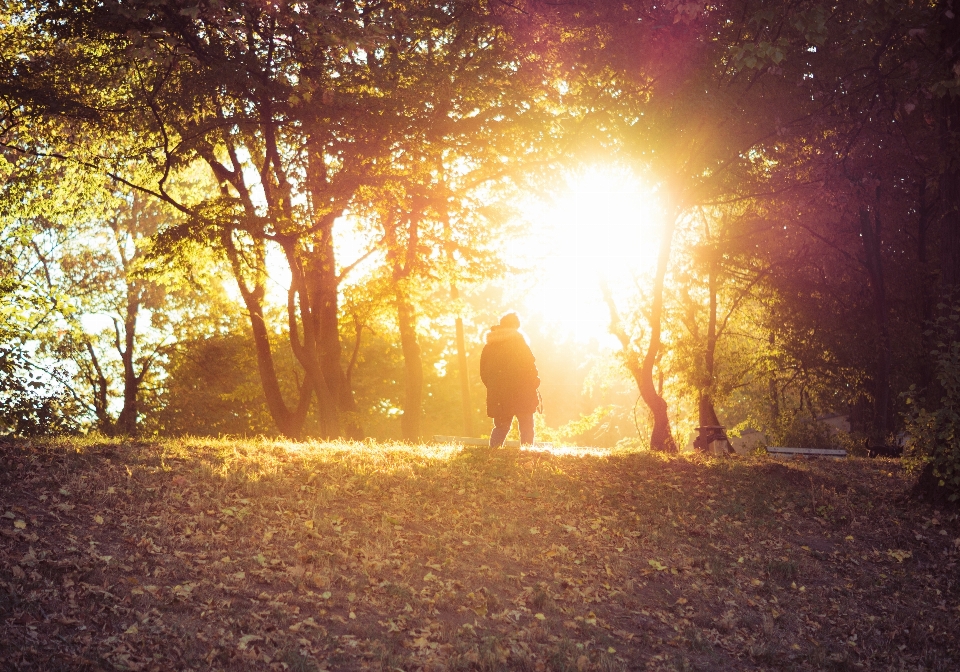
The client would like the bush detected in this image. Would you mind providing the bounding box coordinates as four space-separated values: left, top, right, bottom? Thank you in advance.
902 301 960 503
0 343 80 436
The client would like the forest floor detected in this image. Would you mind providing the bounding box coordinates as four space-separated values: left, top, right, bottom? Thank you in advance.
0 437 958 672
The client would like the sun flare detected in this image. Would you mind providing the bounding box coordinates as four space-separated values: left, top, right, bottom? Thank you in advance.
516 165 664 343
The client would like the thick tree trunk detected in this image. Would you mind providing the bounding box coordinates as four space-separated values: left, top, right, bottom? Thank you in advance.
248 289 311 438
309 221 363 439
224 233 310 439
859 203 891 436
283 242 339 438
640 207 678 452
397 292 423 441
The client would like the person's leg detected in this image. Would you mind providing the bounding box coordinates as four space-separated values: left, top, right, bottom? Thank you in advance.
490 416 513 448
518 413 534 445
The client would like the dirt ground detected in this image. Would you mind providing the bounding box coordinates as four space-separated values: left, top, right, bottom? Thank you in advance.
1 437 957 671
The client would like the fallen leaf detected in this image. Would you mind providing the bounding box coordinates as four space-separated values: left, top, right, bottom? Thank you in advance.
887 549 912 563
237 634 262 650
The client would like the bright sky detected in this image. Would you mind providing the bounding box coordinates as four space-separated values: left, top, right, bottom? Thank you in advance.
511 164 664 344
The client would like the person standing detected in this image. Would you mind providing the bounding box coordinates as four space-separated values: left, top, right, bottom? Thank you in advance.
480 312 541 447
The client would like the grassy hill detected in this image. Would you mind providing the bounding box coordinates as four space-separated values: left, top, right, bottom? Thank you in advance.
1 438 957 671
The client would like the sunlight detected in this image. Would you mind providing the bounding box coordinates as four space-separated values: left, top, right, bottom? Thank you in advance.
515 165 664 343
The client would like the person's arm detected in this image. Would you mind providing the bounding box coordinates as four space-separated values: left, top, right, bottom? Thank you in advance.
523 342 540 389
480 345 491 388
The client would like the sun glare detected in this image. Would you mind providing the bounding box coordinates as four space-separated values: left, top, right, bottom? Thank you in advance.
515 165 664 343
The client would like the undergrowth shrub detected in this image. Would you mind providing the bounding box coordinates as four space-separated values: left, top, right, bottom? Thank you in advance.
768 411 847 451
902 301 960 503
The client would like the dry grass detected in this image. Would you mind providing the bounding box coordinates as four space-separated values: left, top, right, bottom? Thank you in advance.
1 436 958 671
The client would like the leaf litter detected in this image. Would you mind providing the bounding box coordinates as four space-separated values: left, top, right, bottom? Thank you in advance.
0 437 958 671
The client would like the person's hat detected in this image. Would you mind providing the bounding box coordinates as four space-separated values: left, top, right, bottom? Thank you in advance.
499 312 521 328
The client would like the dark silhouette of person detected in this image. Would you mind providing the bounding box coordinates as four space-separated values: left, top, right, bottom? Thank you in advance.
480 312 540 447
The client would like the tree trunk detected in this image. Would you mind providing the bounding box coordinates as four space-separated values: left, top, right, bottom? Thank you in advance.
282 241 339 438
85 342 114 436
768 331 780 424
397 292 423 441
224 232 310 439
640 206 678 452
917 180 934 393
859 203 891 437
309 220 363 439
938 1 960 291
451 285 474 436
114 291 140 436
699 250 719 428
249 288 311 438
601 281 654 443
698 251 730 451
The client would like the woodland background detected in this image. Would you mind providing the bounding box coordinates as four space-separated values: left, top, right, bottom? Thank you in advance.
3 0 960 497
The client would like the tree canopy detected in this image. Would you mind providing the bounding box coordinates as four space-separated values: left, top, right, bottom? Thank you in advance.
2 0 960 499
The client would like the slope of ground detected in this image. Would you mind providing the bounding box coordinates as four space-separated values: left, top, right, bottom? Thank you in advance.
0 437 957 671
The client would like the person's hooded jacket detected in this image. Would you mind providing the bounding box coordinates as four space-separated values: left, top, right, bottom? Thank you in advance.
479 325 540 418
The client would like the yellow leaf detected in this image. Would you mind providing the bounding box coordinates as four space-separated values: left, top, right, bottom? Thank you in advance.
472 605 487 617
93 514 104 525
529 527 540 535
13 520 26 529
648 559 667 571
304 520 314 530
321 591 332 599
349 611 356 619
534 613 546 620
887 549 912 563
124 624 138 635
607 647 616 654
